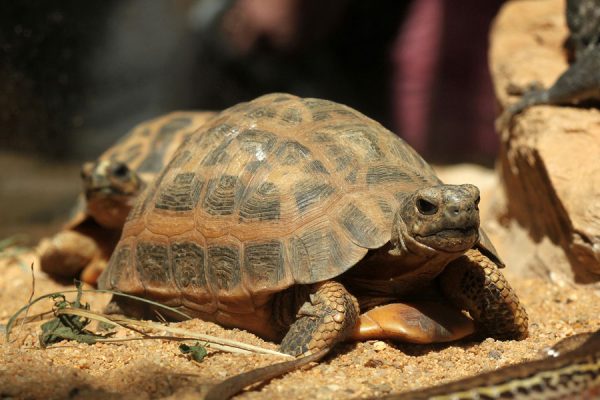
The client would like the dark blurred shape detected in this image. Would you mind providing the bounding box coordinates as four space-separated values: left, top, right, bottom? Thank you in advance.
0 1 114 158
181 0 409 130
0 0 503 164
393 0 505 164
0 1 207 160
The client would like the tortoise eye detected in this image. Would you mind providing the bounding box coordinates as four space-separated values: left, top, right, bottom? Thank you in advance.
416 198 438 215
112 163 130 178
475 195 481 205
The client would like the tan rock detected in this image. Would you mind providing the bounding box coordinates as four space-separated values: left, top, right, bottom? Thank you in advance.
490 0 600 280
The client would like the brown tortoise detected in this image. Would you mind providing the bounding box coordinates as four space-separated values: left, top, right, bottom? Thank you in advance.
38 111 216 284
99 93 528 356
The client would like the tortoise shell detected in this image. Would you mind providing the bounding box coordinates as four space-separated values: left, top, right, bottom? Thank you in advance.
99 93 452 315
82 111 217 229
99 111 217 190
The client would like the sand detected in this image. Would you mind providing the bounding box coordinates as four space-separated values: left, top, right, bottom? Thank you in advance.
1 246 599 400
1 154 598 399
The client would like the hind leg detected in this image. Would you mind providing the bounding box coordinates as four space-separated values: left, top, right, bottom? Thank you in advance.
279 281 359 356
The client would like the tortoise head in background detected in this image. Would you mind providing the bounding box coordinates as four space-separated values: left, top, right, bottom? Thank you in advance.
80 160 144 229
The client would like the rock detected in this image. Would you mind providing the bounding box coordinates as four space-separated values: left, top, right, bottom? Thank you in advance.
488 349 502 360
372 341 388 352
489 0 600 280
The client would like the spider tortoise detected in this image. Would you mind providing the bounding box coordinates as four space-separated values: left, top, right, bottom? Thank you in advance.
38 111 216 284
99 93 528 356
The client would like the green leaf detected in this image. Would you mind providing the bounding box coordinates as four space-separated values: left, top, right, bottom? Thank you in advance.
7 288 193 342
98 321 117 331
39 320 101 346
179 342 208 362
38 283 113 347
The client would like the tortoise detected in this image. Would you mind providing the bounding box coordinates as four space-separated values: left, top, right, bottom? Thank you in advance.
99 93 528 356
38 111 216 284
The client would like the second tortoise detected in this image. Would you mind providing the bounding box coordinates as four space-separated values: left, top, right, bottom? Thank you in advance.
38 111 216 284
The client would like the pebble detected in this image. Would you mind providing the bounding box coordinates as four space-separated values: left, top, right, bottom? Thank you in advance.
364 358 384 368
372 341 387 351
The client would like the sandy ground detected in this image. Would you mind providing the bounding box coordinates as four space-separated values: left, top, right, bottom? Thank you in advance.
0 152 81 242
1 241 600 400
1 154 599 399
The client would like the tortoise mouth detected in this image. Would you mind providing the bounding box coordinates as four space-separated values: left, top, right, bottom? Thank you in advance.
86 186 136 198
415 226 478 253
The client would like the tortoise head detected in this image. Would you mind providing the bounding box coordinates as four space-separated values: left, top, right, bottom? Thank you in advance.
80 160 144 229
391 184 480 256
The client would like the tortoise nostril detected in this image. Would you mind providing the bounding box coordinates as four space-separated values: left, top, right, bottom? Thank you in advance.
416 198 438 215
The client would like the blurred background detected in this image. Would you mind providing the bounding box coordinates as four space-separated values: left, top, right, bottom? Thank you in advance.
0 0 504 241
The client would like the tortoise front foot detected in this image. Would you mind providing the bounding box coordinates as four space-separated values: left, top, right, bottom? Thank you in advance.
38 230 99 280
280 280 359 356
80 259 107 285
349 302 474 343
439 248 529 340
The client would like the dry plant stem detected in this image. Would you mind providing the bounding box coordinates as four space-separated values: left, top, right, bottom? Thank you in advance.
5 288 193 341
17 263 36 336
3 262 39 343
57 308 292 358
205 348 329 400
10 310 56 325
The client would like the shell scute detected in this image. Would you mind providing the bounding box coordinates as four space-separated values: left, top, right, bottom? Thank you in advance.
171 241 208 291
245 105 277 120
236 129 277 154
206 244 242 292
287 217 367 284
134 115 194 174
275 140 312 165
293 180 336 215
104 244 132 290
202 175 243 216
280 107 303 124
243 240 286 290
135 242 171 284
331 123 385 161
239 181 281 222
366 164 415 185
333 192 396 249
154 172 204 212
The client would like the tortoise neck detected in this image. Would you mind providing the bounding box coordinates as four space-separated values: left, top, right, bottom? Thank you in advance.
341 239 462 300
87 195 134 229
